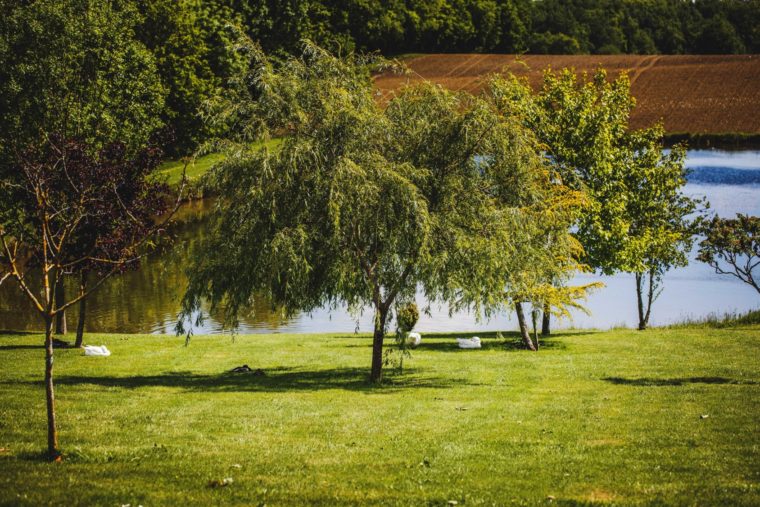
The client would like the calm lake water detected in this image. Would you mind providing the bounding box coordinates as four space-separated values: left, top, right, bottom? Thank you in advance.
2 149 759 334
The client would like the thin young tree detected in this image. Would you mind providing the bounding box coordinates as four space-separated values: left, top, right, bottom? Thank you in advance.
0 136 182 460
0 0 167 337
493 69 701 331
178 41 548 382
492 166 601 349
621 129 701 329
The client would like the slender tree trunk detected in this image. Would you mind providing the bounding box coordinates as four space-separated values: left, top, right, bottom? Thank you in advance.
74 272 87 348
637 270 656 330
370 305 389 384
541 305 551 336
636 271 657 331
531 307 540 351
54 277 66 335
515 302 536 351
44 315 61 461
641 269 656 330
635 273 646 330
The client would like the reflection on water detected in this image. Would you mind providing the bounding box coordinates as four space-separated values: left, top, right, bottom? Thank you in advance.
1 150 759 334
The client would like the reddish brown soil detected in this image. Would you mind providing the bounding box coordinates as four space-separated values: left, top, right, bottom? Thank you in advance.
374 54 760 134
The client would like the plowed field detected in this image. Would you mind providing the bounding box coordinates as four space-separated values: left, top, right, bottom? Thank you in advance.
374 54 760 134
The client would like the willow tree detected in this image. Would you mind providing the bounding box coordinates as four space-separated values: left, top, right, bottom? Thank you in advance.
178 42 547 382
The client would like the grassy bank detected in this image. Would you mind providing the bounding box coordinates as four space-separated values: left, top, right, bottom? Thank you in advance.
663 132 760 150
1 327 759 505
156 152 225 187
156 138 284 188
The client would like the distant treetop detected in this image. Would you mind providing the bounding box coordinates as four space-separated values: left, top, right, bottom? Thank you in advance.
225 0 760 56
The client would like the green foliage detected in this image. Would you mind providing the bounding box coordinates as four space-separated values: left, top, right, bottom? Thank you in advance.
223 0 760 55
697 214 760 294
389 302 420 372
135 0 245 155
670 307 760 328
0 0 166 163
493 69 702 329
177 41 548 380
396 303 420 334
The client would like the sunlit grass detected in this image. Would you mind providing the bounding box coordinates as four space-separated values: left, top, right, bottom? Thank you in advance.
669 307 760 329
0 326 758 505
155 138 284 186
156 153 225 186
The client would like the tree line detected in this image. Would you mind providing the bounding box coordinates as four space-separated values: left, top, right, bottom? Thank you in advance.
228 0 760 56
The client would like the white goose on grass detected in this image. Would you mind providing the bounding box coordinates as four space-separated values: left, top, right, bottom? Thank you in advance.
456 336 481 349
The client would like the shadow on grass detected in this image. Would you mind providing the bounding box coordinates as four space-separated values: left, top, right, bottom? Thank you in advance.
344 331 576 353
1 450 50 462
0 329 39 335
420 338 568 353
0 345 43 350
39 367 474 393
602 376 758 386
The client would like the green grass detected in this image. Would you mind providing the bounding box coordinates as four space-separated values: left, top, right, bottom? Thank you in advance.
156 138 284 186
669 308 760 329
156 152 226 186
1 327 759 505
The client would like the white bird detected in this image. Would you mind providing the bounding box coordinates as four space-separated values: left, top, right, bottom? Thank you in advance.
83 345 111 357
406 332 422 348
456 336 481 349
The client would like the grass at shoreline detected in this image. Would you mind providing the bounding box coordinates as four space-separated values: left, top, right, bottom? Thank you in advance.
156 152 225 186
1 327 759 505
156 138 284 186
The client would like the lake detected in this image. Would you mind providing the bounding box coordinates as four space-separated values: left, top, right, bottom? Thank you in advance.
1 149 759 335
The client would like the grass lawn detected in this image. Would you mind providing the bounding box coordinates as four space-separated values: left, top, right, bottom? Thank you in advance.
0 327 758 506
155 138 283 186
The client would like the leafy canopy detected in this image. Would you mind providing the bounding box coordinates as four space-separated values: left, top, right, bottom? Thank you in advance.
491 68 702 329
177 41 548 343
494 69 700 277
0 0 165 161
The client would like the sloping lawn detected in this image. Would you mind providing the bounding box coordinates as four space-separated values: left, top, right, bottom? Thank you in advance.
0 327 758 505
156 152 225 186
156 138 283 186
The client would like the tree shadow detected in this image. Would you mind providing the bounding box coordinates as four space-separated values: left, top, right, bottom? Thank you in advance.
22 366 473 393
344 331 574 353
415 333 568 353
602 376 758 386
0 329 38 336
0 344 43 350
0 450 49 462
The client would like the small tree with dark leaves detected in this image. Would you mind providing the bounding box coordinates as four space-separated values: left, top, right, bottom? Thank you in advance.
698 214 760 294
0 135 183 461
